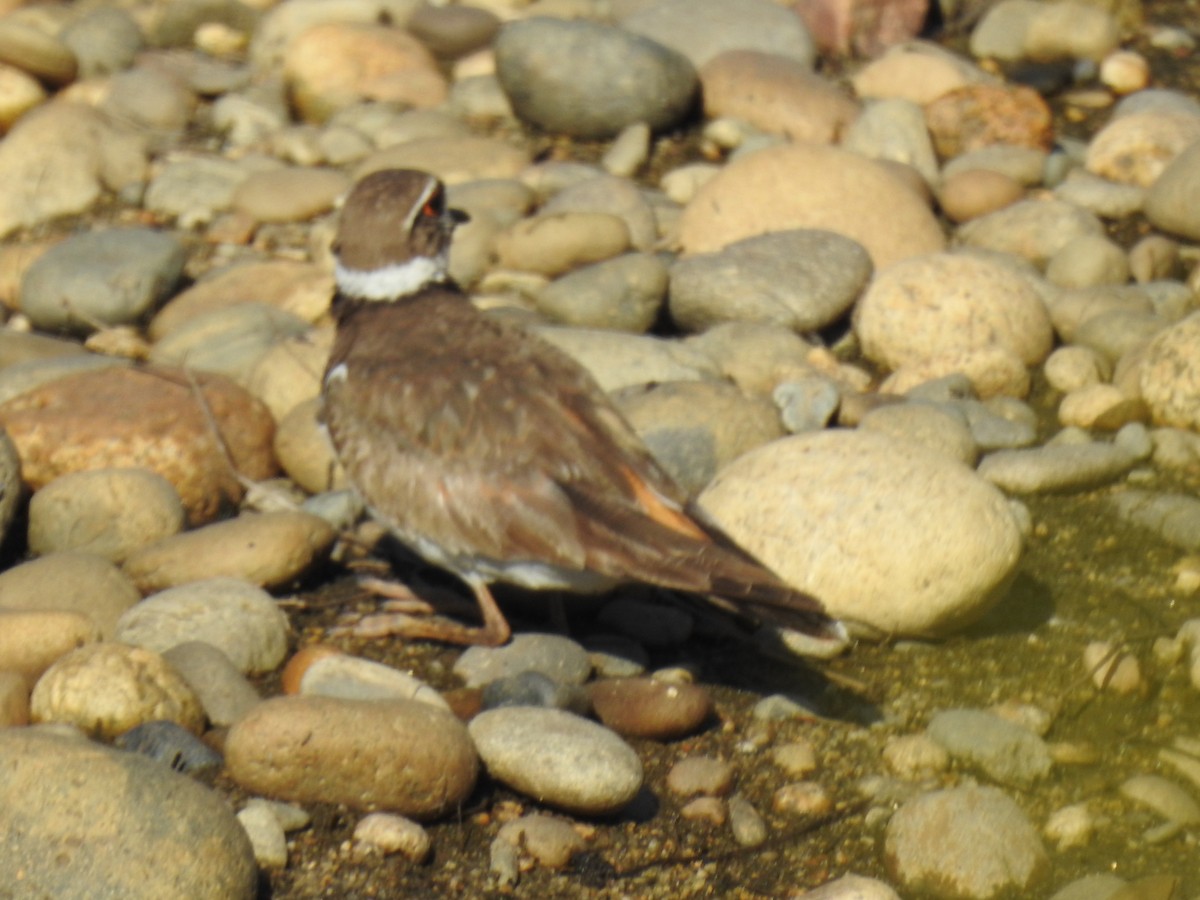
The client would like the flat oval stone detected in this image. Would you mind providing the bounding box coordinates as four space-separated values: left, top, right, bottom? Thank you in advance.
115 577 289 675
31 642 204 739
0 728 256 899
20 228 185 334
469 707 643 815
225 696 478 819
121 511 336 593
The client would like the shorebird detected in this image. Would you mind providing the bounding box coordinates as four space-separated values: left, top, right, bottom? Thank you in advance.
319 168 843 650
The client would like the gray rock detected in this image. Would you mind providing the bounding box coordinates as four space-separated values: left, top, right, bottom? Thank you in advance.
114 578 290 675
114 720 223 774
1053 169 1146 218
21 229 185 335
142 154 254 227
1045 234 1130 289
102 67 197 133
536 253 667 332
941 145 1048 185
978 441 1137 493
60 7 144 78
884 785 1048 897
926 708 1052 785
858 402 978 465
148 302 312 382
842 98 938 186
534 326 719 392
615 379 784 495
162 641 262 727
949 398 1039 451
0 729 256 899
0 104 147 239
670 230 871 333
494 18 697 139
541 175 659 251
1114 88 1200 119
469 707 643 815
0 352 131 406
1110 490 1200 552
956 198 1105 267
621 0 816 69
774 376 841 433
453 633 592 688
481 671 588 713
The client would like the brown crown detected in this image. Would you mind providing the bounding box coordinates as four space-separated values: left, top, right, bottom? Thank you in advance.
333 169 465 272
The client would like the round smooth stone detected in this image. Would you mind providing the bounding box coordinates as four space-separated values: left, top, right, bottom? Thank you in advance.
28 468 185 562
698 429 1022 638
226 696 478 819
587 677 712 740
453 633 591 689
494 18 697 139
0 728 257 899
114 577 289 675
469 707 643 815
31 643 204 739
495 813 586 869
884 785 1048 896
855 252 1052 372
666 756 735 798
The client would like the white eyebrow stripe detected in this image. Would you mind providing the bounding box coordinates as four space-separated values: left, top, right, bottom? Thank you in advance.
402 177 440 234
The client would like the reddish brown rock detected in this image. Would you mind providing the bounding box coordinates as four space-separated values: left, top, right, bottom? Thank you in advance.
587 677 713 740
925 85 1054 158
795 0 929 57
0 366 277 523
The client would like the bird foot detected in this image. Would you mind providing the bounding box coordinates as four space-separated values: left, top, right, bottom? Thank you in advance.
328 574 511 646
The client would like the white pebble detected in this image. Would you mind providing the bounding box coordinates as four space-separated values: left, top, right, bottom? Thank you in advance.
353 813 431 861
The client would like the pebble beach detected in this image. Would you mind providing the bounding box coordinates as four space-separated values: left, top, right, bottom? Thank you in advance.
1 0 1200 897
